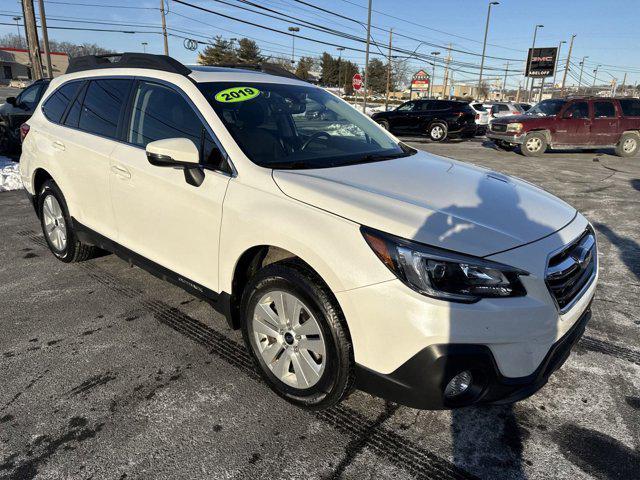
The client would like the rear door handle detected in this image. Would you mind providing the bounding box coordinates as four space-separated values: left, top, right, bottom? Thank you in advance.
52 140 65 151
110 164 131 179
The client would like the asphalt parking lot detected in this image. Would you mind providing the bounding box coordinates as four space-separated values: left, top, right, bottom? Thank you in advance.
1 138 639 480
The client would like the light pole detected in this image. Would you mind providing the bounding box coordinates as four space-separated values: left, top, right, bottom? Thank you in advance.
430 51 440 98
141 41 148 53
288 26 300 66
577 56 588 94
551 40 566 97
592 64 602 93
478 1 499 100
526 24 544 102
13 16 22 47
362 0 373 114
337 46 345 95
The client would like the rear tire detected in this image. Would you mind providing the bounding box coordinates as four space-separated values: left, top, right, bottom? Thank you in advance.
38 179 97 263
241 261 354 410
428 122 448 142
615 132 639 157
520 132 547 157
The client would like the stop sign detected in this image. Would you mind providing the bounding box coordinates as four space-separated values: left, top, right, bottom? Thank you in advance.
352 73 363 91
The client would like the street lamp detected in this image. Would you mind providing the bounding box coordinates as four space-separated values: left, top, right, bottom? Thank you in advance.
288 26 300 65
12 16 22 48
526 24 544 101
430 51 440 98
592 64 602 92
478 1 499 100
551 40 566 96
141 42 148 53
577 56 588 94
336 46 345 95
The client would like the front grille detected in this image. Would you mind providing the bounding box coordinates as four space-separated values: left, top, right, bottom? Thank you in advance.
491 123 507 132
546 228 597 311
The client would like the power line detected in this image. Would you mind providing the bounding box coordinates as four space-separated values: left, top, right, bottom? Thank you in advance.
44 0 156 10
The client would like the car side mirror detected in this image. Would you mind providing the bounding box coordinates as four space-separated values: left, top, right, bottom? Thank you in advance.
146 138 204 187
6 96 17 106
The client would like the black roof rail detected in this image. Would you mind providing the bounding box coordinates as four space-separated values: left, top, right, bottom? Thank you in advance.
206 62 302 80
66 52 192 76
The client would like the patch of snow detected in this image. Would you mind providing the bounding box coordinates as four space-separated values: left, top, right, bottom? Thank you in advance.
0 156 22 192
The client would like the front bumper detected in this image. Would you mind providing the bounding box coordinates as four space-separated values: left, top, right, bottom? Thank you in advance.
354 305 591 409
486 129 526 144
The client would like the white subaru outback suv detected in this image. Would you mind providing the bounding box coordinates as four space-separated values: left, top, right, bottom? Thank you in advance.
20 53 598 410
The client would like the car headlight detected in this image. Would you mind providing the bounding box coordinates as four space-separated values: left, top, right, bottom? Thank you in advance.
506 123 523 133
362 227 527 302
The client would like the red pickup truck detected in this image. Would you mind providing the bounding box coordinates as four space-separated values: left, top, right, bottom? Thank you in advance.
486 97 640 157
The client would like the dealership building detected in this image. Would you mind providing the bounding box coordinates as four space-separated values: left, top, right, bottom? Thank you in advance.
0 47 69 84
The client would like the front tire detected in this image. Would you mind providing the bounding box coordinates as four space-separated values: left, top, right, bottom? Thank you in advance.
428 122 448 142
377 119 390 130
615 132 639 157
241 261 354 410
38 179 97 263
520 132 547 157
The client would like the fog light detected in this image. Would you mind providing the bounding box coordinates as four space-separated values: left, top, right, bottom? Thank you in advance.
444 370 473 398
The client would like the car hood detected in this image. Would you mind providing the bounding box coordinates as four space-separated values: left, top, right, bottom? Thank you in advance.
272 151 576 257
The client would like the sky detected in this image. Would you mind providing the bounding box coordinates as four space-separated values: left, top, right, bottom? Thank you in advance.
1 0 639 90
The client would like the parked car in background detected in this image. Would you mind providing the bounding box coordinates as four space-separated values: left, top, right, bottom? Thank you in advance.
371 99 477 141
484 102 526 120
469 102 490 135
517 102 533 112
487 97 640 157
0 78 50 153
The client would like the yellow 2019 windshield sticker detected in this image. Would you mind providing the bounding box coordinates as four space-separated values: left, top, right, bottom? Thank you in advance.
215 86 260 103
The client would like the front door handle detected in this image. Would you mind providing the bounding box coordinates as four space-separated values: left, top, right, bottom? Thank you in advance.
110 164 131 179
52 140 65 151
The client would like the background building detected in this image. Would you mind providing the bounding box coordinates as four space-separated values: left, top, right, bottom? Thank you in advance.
0 47 69 84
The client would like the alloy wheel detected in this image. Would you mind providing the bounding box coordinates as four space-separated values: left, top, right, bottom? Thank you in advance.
431 125 444 139
42 195 67 251
526 137 542 152
251 290 326 389
623 137 637 153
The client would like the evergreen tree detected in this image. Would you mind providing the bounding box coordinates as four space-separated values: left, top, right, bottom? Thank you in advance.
237 38 262 63
366 58 388 93
295 56 315 80
197 36 238 65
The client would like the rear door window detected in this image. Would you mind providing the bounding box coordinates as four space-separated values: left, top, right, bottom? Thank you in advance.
42 81 82 123
563 102 589 119
78 79 132 138
619 99 640 117
593 101 616 118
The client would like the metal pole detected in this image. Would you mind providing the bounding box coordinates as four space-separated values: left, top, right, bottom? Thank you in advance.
362 0 373 114
527 25 543 102
21 0 43 80
442 43 452 100
13 17 23 47
592 65 600 93
430 51 439 98
500 61 509 100
37 0 52 78
620 72 627 96
160 0 169 55
577 59 586 94
478 2 498 99
337 47 344 95
560 34 575 96
385 28 393 112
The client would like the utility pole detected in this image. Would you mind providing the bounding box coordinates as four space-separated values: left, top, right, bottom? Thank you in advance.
21 0 43 80
560 34 575 96
592 65 601 94
620 72 627 96
551 40 566 98
442 43 452 100
384 28 393 112
37 0 52 78
362 0 373 114
478 2 499 99
500 61 509 100
160 0 169 55
516 82 522 102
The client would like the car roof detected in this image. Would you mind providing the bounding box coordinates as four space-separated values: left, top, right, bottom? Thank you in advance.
187 66 309 86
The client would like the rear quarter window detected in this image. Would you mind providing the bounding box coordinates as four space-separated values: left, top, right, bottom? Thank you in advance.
619 99 640 117
42 81 82 124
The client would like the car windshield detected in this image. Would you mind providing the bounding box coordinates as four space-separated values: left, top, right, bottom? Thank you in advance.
198 81 414 169
526 99 566 116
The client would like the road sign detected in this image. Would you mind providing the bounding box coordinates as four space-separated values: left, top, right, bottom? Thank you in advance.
352 73 363 91
411 70 430 90
526 47 558 78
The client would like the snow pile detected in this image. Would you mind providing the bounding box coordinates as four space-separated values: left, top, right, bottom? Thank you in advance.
0 156 22 192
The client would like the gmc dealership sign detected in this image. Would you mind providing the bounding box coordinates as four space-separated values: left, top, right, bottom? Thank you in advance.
525 47 558 77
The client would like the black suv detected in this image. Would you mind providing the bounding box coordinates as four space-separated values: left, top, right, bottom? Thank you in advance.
371 99 477 141
0 78 50 153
